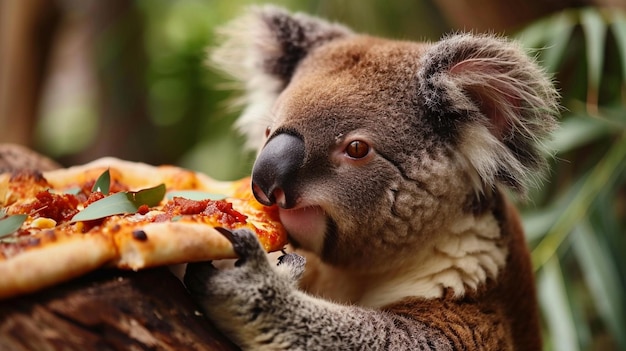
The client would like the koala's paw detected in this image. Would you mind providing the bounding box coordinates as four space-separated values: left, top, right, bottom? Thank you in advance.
184 228 270 295
184 228 305 330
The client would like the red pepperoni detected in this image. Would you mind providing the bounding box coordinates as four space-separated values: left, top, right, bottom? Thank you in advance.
158 197 248 225
27 191 80 222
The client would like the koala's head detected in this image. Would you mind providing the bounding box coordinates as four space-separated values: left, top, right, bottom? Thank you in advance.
212 6 559 272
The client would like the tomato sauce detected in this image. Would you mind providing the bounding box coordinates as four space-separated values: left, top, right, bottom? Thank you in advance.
156 197 248 226
24 191 80 223
204 200 248 225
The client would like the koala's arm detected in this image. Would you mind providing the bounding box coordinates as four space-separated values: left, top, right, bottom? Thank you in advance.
185 229 503 351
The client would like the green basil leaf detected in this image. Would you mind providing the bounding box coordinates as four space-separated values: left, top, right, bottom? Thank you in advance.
166 190 226 201
130 184 166 207
0 214 27 238
71 192 138 223
70 184 166 223
92 169 111 194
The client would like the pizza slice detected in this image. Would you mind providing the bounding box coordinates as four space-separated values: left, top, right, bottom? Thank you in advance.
0 158 287 299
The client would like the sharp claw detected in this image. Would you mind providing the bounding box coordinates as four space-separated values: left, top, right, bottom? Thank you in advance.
214 227 266 265
277 254 288 265
215 227 250 259
215 227 235 242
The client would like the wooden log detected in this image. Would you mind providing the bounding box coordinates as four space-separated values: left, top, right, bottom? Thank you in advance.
0 267 239 351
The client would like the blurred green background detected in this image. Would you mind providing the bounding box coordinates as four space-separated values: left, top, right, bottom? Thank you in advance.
1 1 625 350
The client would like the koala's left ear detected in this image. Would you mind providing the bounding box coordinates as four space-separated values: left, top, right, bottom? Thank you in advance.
418 34 560 194
211 6 352 148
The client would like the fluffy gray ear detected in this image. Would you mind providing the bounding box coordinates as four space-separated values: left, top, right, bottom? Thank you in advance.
211 6 352 149
418 33 560 194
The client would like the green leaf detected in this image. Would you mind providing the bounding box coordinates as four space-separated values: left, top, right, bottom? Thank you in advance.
166 190 226 201
547 113 612 153
541 11 576 73
538 257 581 351
129 183 166 207
610 11 626 82
92 169 111 194
580 8 607 95
70 184 165 223
0 214 27 238
532 134 626 270
522 205 562 243
571 223 626 350
515 16 551 49
71 192 138 223
515 10 576 73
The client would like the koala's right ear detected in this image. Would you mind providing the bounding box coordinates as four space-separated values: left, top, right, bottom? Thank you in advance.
210 6 352 148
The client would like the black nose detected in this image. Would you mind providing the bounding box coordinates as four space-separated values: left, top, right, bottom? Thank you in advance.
251 133 304 208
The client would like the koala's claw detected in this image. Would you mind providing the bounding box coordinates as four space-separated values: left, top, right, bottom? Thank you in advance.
277 252 303 266
215 227 267 263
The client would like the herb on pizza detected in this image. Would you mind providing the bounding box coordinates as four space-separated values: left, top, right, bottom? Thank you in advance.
0 213 27 239
71 183 166 222
92 169 111 194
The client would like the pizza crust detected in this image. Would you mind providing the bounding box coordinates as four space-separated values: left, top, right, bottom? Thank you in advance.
42 157 240 194
0 234 116 299
115 222 237 270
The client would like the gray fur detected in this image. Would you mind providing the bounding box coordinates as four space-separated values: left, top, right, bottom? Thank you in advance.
418 33 559 193
185 229 452 351
210 5 352 149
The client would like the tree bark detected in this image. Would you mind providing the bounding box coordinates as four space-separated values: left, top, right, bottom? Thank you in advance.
0 268 239 351
0 0 60 146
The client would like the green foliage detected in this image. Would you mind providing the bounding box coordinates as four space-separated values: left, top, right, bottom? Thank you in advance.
517 8 626 351
136 0 254 180
132 0 446 180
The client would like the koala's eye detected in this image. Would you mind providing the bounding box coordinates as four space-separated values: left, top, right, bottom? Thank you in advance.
265 126 271 138
345 140 370 159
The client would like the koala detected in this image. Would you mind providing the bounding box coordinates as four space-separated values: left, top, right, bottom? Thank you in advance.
184 5 559 351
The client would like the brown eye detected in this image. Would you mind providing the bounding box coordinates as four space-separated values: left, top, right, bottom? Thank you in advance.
265 126 271 138
345 140 369 159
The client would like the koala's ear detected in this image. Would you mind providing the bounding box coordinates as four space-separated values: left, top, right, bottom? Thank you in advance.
211 6 352 148
418 34 560 194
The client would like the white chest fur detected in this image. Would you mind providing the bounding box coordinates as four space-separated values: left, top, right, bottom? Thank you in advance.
301 212 507 308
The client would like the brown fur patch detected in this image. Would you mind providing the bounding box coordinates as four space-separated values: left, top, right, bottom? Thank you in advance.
383 191 541 351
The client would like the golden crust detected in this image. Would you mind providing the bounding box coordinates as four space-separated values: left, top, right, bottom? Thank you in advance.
115 221 236 270
0 233 116 299
42 157 239 193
